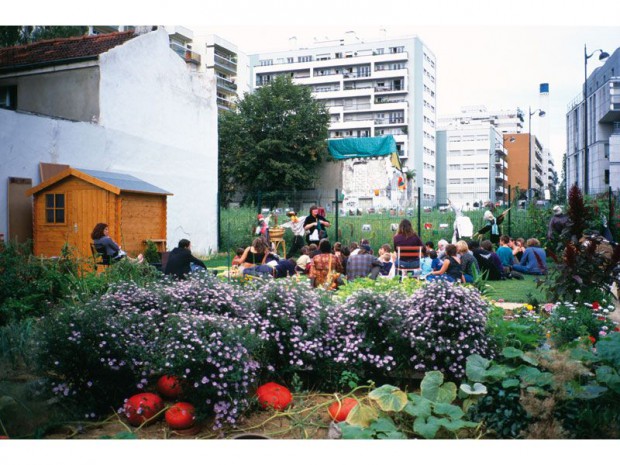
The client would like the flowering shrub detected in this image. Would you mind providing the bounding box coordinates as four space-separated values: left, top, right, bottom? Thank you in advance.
323 289 408 379
403 280 492 379
239 279 332 379
37 278 259 429
545 299 617 347
152 310 259 429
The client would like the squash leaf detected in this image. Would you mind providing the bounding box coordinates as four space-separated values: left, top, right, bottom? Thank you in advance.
465 354 491 382
404 394 432 419
368 384 407 412
460 383 487 396
433 402 464 420
346 403 379 428
340 423 375 439
413 415 441 439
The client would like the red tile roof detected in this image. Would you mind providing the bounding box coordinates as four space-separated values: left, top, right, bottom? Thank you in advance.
0 31 136 72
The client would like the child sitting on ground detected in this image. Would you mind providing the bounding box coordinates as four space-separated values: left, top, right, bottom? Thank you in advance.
417 247 434 278
379 252 393 276
430 250 442 271
231 247 245 267
296 246 312 274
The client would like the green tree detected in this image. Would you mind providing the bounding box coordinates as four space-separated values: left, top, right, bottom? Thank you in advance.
218 76 330 203
0 26 87 47
556 153 567 204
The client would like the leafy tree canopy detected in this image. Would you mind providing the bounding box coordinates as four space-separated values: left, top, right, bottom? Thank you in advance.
218 76 330 203
0 26 88 47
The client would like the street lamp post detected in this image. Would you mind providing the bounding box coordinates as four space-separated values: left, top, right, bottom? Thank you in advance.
528 107 545 203
583 45 610 195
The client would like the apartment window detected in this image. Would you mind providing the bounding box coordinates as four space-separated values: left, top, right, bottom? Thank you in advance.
0 85 17 110
259 59 273 66
335 52 343 59
298 55 312 62
375 48 384 55
287 57 294 63
605 169 610 185
389 46 404 54
45 193 65 224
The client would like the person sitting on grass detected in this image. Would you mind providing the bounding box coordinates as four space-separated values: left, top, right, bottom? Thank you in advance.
378 252 393 277
429 250 442 271
231 248 245 267
346 244 382 281
426 244 464 283
472 240 504 281
296 246 312 274
512 238 547 275
425 241 435 253
308 239 343 289
164 239 206 279
456 240 479 283
497 235 516 268
436 239 449 260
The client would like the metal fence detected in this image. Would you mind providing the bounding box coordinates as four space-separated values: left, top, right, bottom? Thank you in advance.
218 186 620 254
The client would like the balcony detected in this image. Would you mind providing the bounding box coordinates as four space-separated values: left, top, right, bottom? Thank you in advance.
170 43 201 65
214 54 237 73
217 76 237 93
374 117 405 125
217 97 234 110
374 86 406 94
343 102 372 111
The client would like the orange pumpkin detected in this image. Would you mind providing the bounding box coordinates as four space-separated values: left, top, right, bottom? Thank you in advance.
165 402 196 430
157 375 183 399
328 398 358 422
256 382 292 411
123 393 164 426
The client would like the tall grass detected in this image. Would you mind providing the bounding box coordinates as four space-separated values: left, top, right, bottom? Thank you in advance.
220 206 549 252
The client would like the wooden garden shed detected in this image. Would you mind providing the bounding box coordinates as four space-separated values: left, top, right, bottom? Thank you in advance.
25 167 172 259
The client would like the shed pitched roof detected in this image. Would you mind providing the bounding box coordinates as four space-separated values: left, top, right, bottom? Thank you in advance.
0 31 135 73
79 169 172 195
25 167 171 197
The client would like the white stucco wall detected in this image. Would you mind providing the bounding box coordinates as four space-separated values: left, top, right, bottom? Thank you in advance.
0 29 219 255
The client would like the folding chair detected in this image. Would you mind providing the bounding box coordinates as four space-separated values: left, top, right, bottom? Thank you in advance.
395 246 422 279
90 243 110 269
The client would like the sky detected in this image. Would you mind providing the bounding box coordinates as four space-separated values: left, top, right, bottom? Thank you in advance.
6 0 620 174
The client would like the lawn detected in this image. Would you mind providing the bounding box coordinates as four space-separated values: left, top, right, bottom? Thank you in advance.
483 274 547 303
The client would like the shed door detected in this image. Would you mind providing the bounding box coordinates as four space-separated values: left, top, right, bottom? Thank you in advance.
70 189 110 258
8 177 33 243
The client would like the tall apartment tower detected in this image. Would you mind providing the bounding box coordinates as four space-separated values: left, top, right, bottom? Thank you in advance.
198 34 250 112
566 47 620 194
248 34 438 205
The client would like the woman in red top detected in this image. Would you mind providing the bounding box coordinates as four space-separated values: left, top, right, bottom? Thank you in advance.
393 219 423 268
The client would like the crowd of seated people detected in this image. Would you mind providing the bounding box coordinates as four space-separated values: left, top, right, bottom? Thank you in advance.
225 220 548 287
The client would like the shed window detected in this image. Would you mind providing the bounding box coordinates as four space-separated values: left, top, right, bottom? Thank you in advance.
45 193 65 223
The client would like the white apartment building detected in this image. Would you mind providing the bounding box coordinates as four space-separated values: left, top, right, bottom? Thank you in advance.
566 47 620 195
438 105 525 134
248 34 438 205
199 34 250 112
436 122 507 208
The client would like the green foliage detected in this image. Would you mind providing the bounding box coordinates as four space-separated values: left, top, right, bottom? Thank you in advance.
546 300 616 347
486 305 545 352
0 26 88 47
334 276 423 301
218 76 330 204
544 184 620 303
0 242 76 325
337 370 361 391
341 373 480 439
142 240 160 265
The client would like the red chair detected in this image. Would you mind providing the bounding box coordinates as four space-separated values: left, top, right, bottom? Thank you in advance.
395 246 422 279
